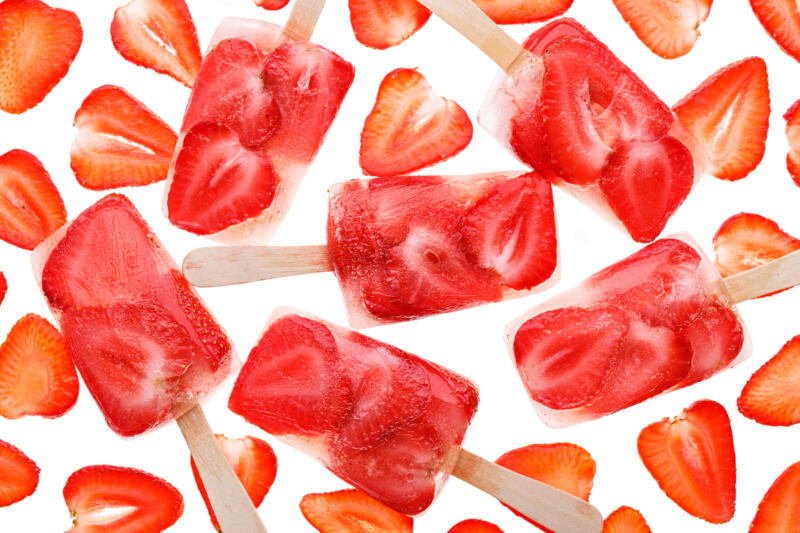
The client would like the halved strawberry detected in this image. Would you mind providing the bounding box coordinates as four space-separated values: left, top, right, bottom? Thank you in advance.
254 0 289 9
495 443 595 528
460 172 557 290
637 399 736 523
513 306 629 410
0 439 38 507
612 0 712 58
300 489 413 532
680 300 744 385
228 314 354 436
0 0 82 114
63 465 183 532
673 57 769 181
71 85 177 190
191 435 277 531
749 0 800 63
474 0 573 24
712 213 800 296
360 68 472 176
603 506 652 532
448 518 504 532
348 0 431 49
600 137 694 243
0 273 6 307
750 462 800 532
738 336 800 426
111 0 202 87
0 149 67 250
785 99 800 186
167 122 277 235
0 314 78 419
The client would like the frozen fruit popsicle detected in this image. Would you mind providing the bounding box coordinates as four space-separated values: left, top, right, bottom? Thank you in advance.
506 234 800 428
229 308 602 531
182 170 559 327
31 194 267 532
163 0 354 244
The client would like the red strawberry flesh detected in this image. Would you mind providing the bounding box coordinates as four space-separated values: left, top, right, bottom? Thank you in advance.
0 439 39 507
348 0 431 49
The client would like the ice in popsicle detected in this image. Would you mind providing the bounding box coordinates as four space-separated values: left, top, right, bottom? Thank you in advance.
479 18 706 243
32 194 236 436
327 171 558 327
506 236 748 427
164 18 354 243
229 309 479 515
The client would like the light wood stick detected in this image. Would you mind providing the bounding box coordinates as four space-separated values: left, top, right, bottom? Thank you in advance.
720 249 800 304
453 449 603 533
183 245 332 287
177 402 267 533
414 0 527 73
283 0 326 41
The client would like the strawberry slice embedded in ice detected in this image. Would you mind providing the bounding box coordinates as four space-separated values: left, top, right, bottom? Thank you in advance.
513 306 629 410
522 17 595 55
461 172 557 290
167 122 277 235
681 301 744 386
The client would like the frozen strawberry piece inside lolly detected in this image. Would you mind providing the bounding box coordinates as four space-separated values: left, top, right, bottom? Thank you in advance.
506 236 748 427
326 171 558 328
229 310 479 515
32 195 236 436
164 18 354 244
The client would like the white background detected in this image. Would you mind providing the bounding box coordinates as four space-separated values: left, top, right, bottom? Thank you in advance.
1 0 799 531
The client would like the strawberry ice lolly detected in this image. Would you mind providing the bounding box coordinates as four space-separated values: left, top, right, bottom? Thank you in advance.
183 170 559 327
164 1 354 244
229 308 602 531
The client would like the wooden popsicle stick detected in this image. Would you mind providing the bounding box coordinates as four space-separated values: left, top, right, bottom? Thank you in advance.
177 402 268 533
453 449 603 533
283 0 326 41
720 249 800 304
183 245 332 287
414 0 527 73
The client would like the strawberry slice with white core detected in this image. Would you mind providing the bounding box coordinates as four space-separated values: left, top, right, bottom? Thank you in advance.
474 0 573 25
64 465 183 532
611 0 712 59
448 519 504 532
603 506 652 532
71 85 177 190
0 149 67 250
738 336 800 426
673 57 769 181
300 489 414 532
0 0 82 114
348 0 431 49
111 0 202 87
254 0 289 9
167 122 277 235
0 439 38 507
680 301 744 385
749 462 800 532
749 0 800 63
785 99 800 186
514 305 629 410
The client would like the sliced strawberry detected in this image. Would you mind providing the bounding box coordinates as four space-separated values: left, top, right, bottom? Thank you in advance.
348 0 431 49
110 0 202 87
713 213 800 296
749 0 800 63
513 306 629 410
612 0 712 58
0 314 78 419
603 506 652 533
541 36 674 185
254 0 289 9
228 314 353 436
448 518 504 532
785 99 800 186
71 85 177 190
474 0 573 24
0 273 6 307
680 300 744 385
0 149 67 250
300 489 413 532
637 399 736 523
0 439 38 507
0 0 82 114
673 57 769 181
191 434 277 531
750 462 800 532
460 172 557 290
495 443 595 528
600 137 694 243
738 336 800 426
167 122 277 235
360 68 472 176
64 465 183 532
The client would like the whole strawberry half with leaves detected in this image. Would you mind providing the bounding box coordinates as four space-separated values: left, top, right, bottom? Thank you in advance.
300 489 413 533
0 439 39 507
